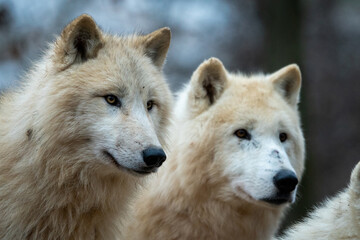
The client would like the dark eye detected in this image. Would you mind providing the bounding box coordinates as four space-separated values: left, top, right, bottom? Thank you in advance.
235 129 251 140
279 133 287 142
147 100 154 111
104 95 121 107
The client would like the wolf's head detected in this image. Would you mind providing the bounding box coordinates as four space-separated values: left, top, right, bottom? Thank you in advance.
175 58 305 208
28 15 172 176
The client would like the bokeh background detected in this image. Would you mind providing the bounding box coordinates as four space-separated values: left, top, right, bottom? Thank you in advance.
0 0 359 234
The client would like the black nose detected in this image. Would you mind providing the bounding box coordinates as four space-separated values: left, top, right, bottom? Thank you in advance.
273 170 298 193
142 147 166 167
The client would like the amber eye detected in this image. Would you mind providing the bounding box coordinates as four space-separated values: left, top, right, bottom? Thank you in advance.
147 100 154 111
105 95 120 107
279 133 288 142
235 129 251 140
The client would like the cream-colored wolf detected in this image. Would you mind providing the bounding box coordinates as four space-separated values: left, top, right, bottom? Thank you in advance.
125 58 305 240
0 14 172 239
277 160 360 240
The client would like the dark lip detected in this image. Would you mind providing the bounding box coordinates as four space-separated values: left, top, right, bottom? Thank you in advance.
133 170 153 175
260 195 292 205
103 151 155 176
261 198 289 205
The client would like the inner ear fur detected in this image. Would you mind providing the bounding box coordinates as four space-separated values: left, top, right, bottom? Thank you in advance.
143 27 171 69
271 64 302 107
190 57 228 108
54 14 104 70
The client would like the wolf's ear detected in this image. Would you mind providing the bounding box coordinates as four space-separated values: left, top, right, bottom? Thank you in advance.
54 14 103 69
350 161 360 193
270 64 301 107
143 27 171 69
188 58 227 113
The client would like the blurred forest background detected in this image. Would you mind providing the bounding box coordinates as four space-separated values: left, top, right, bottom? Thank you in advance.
0 0 359 234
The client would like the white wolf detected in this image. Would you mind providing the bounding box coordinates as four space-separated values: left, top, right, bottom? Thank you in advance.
124 58 305 240
0 14 172 239
277 160 360 240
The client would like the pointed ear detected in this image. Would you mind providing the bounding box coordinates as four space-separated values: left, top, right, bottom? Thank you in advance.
143 27 171 69
350 161 360 193
270 64 302 107
188 58 228 113
54 14 104 70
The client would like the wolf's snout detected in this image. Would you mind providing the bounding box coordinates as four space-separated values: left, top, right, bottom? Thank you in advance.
142 147 166 167
273 170 298 193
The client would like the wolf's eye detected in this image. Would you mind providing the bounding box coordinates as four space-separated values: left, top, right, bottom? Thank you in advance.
235 129 251 140
105 95 121 107
279 133 287 142
147 100 154 111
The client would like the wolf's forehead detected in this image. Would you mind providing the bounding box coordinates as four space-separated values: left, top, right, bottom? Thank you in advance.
229 77 271 95
83 64 161 99
222 85 272 110
215 83 295 126
95 49 160 88
212 107 295 137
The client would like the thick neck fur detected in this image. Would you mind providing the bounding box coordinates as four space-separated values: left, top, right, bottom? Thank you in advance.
0 59 138 240
165 149 282 239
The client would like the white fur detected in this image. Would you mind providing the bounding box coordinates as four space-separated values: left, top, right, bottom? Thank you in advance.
0 15 173 239
124 58 305 240
277 161 360 240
